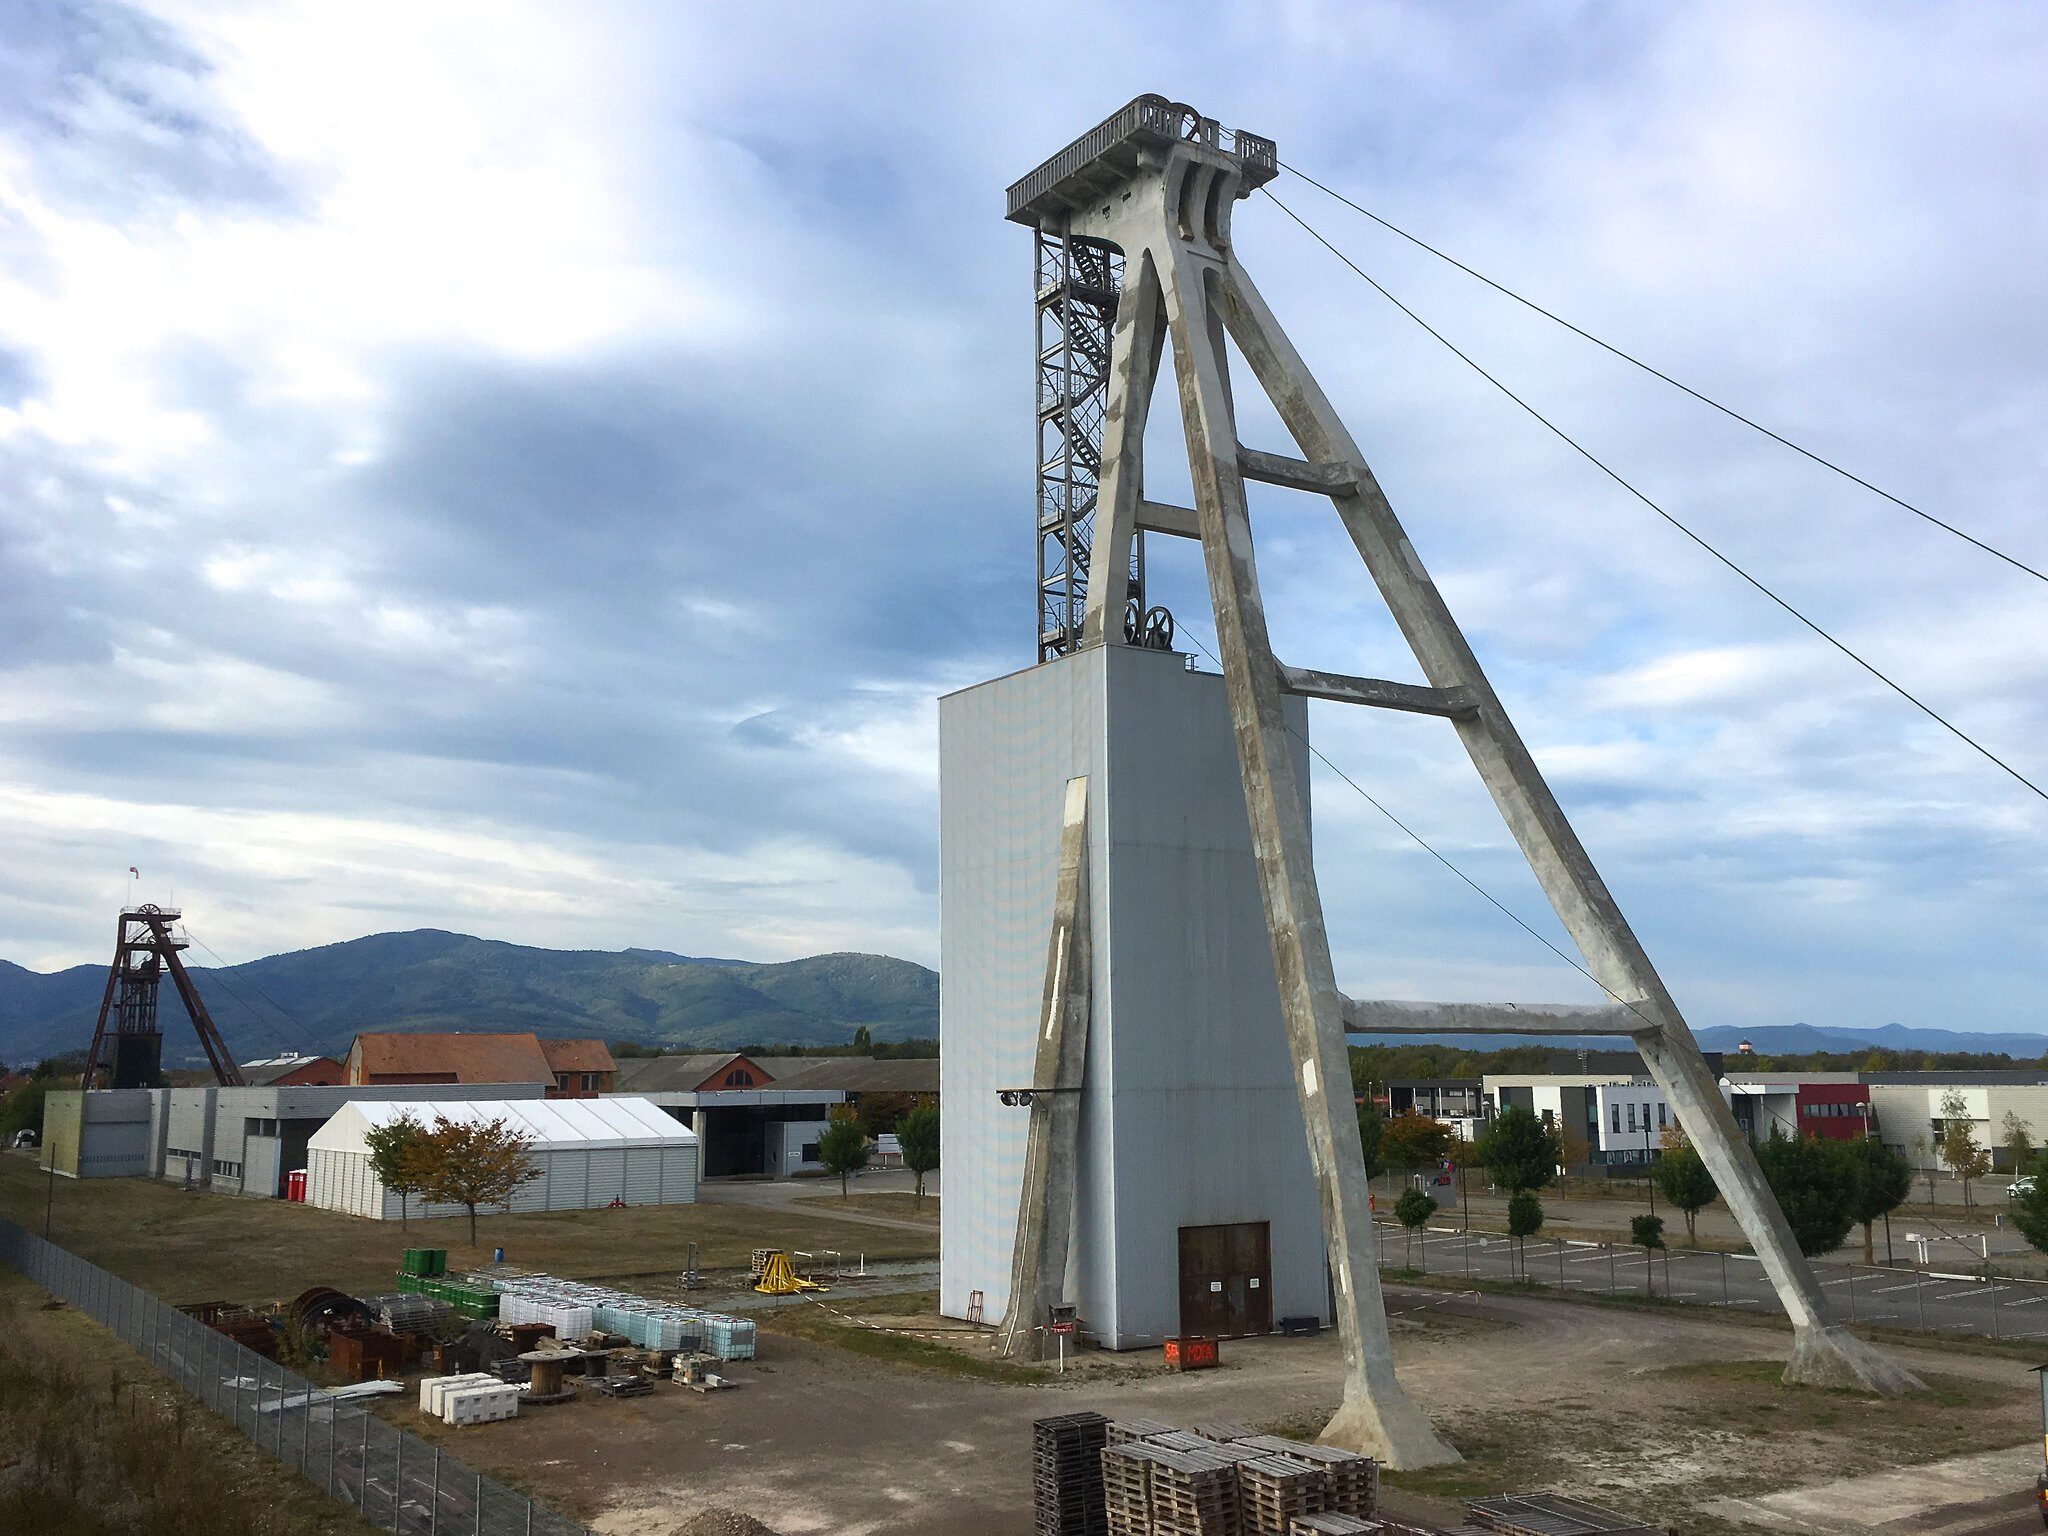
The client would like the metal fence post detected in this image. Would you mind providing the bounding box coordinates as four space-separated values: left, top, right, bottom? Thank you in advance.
1556 1239 1565 1289
1721 1250 1729 1307
431 1448 442 1536
1847 1269 1856 1323
393 1431 403 1533
476 1472 485 1536
1991 1265 2000 1341
1608 1244 1616 1293
361 1412 372 1513
1917 1270 1926 1331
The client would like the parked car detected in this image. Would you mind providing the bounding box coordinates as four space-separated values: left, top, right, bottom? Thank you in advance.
2009 1175 2035 1199
9 1129 37 1149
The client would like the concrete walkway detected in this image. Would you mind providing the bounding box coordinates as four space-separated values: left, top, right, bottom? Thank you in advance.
1707 1444 2039 1532
697 1169 939 1236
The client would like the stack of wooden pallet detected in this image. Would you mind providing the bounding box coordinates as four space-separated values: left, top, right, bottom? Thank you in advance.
1143 1443 1241 1536
1238 1454 1326 1536
1100 1442 1157 1536
1286 1516 1380 1536
1034 1411 1110 1536
1107 1417 1178 1446
1232 1436 1377 1518
1463 1491 1662 1535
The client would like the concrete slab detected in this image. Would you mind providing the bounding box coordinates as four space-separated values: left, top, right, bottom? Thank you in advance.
1707 1443 2037 1532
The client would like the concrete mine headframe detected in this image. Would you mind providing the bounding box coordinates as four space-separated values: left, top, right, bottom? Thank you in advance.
999 94 1921 1467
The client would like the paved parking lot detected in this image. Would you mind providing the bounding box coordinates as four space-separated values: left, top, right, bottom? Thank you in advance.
1382 1221 2048 1342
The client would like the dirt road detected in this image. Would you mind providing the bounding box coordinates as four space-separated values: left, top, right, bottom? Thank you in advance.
412 1281 2038 1536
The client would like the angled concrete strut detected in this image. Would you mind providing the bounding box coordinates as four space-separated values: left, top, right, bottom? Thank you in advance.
995 775 1093 1360
1045 123 1918 1455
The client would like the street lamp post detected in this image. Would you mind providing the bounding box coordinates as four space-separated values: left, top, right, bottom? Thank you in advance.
1644 1121 1656 1218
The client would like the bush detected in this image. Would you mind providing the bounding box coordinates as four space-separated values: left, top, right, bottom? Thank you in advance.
1650 1141 1716 1241
1392 1187 1437 1269
1755 1130 1856 1257
1631 1212 1666 1295
0 1078 48 1142
1505 1188 1544 1277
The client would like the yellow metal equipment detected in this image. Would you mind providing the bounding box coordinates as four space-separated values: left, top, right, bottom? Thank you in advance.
752 1251 823 1295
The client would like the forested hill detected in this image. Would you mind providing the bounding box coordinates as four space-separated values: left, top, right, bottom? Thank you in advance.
0 930 938 1067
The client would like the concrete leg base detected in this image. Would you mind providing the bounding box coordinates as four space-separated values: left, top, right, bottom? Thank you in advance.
1317 1382 1462 1470
1784 1323 1925 1396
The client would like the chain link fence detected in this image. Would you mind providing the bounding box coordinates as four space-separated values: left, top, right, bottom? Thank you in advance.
1374 1218 2048 1343
0 1218 589 1536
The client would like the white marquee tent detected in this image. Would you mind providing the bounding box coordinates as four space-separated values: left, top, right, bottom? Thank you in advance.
305 1097 699 1220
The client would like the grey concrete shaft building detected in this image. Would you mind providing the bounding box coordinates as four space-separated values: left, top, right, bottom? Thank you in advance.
939 643 1327 1349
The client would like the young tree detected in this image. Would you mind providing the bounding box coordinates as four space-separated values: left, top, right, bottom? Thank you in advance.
1356 1100 1385 1183
417 1117 541 1247
1842 1137 1913 1264
897 1104 940 1202
817 1117 870 1199
1505 1189 1544 1278
1754 1130 1855 1257
854 1090 919 1136
1475 1106 1561 1195
1909 1131 1937 1205
363 1112 432 1228
2010 1150 2048 1254
1554 1121 1591 1177
1381 1113 1455 1187
1393 1188 1438 1271
2004 1111 2036 1175
851 1025 872 1052
1937 1090 1991 1207
1651 1141 1716 1243
1630 1213 1666 1296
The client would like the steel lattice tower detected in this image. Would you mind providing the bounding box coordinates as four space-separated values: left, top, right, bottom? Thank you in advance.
1035 231 1141 660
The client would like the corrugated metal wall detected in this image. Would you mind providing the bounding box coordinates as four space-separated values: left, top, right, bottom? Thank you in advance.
939 645 1328 1346
304 1139 697 1220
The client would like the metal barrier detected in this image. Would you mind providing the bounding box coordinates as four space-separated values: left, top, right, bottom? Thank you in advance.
0 1219 590 1536
1373 1219 2048 1343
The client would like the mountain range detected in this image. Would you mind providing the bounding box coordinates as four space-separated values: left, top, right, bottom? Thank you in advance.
0 929 938 1066
4 930 2040 1069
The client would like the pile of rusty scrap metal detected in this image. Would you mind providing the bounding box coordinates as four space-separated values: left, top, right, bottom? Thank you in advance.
177 1300 278 1358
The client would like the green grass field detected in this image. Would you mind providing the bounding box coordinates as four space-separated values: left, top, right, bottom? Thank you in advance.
0 1150 937 1306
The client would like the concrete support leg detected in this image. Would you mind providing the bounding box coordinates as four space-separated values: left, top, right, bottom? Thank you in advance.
1635 1029 1924 1395
1159 236 1456 1468
995 776 1093 1360
1213 256 1922 1400
1080 251 1166 649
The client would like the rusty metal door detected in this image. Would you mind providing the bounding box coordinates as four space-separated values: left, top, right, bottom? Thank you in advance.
1178 1221 1272 1338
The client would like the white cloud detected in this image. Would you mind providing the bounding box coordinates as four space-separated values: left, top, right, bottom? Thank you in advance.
1 0 2045 1038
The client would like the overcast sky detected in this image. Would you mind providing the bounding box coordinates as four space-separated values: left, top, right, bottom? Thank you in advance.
2 2 2043 1034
